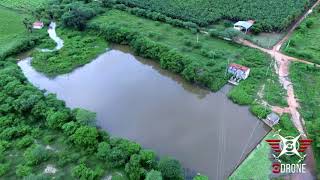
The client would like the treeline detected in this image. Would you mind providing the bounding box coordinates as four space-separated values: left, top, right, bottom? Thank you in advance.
114 0 316 32
0 59 210 179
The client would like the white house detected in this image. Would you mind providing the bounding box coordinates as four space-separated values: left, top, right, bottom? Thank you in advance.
228 63 250 80
234 20 255 33
33 21 44 29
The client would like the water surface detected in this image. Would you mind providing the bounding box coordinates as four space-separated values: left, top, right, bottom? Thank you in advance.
18 47 269 179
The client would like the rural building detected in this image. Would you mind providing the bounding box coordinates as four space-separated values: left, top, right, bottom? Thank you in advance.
228 63 250 85
267 113 280 126
228 63 250 79
234 20 255 33
33 21 44 29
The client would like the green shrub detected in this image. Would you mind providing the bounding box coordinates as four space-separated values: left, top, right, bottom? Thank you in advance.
249 104 271 119
0 163 10 177
24 145 49 165
145 170 163 180
158 157 184 180
16 135 34 149
16 165 32 177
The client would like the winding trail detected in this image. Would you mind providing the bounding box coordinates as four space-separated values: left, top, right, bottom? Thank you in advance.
238 0 320 177
40 22 64 52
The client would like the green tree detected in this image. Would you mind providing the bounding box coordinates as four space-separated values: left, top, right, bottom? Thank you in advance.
145 170 163 180
46 110 70 129
125 154 143 180
96 142 111 160
139 149 157 170
16 165 32 177
158 157 184 180
72 163 99 180
24 145 49 165
0 163 10 177
73 108 96 126
72 126 98 148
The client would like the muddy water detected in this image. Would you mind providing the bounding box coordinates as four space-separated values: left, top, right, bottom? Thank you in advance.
18 46 269 179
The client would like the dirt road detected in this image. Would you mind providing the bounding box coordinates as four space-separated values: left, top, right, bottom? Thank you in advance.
239 1 320 177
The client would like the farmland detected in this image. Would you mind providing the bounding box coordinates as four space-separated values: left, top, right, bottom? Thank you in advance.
116 0 314 32
282 7 320 64
0 0 46 11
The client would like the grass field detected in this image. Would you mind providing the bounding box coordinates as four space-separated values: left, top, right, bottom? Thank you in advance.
290 63 320 174
0 0 46 11
229 131 273 180
282 7 320 64
0 7 28 57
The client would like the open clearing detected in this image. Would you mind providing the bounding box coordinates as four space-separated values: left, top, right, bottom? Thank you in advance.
0 6 28 57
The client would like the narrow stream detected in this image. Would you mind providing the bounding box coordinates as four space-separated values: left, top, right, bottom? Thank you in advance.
18 46 269 179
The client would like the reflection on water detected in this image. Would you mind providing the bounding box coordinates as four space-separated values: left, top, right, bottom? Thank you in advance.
18 47 269 179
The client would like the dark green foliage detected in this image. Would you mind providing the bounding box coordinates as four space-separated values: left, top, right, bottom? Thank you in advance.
16 165 32 177
125 154 144 180
139 150 157 170
73 108 97 126
61 2 97 30
145 170 162 180
24 145 49 165
249 104 271 119
31 29 107 76
46 110 71 129
0 163 10 177
16 135 34 149
62 121 79 135
72 163 101 180
72 126 99 148
115 0 314 31
158 157 184 180
96 142 111 160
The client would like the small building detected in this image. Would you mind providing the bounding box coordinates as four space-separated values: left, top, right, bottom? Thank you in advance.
228 63 250 80
267 113 280 126
234 20 255 33
33 21 44 29
228 63 250 85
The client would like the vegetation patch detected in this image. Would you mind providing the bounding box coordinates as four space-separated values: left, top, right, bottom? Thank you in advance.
115 0 315 32
290 63 320 174
0 0 47 11
282 7 320 64
0 7 44 60
31 29 108 76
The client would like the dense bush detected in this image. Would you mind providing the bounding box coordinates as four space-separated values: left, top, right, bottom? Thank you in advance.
16 164 32 177
145 170 163 180
24 145 49 165
249 104 271 119
72 163 101 180
115 0 315 32
158 157 184 180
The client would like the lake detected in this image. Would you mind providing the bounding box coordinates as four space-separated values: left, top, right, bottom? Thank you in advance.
18 46 270 179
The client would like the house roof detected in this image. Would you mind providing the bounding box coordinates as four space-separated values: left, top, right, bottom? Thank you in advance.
229 63 249 72
267 113 280 122
33 21 44 26
234 21 254 29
